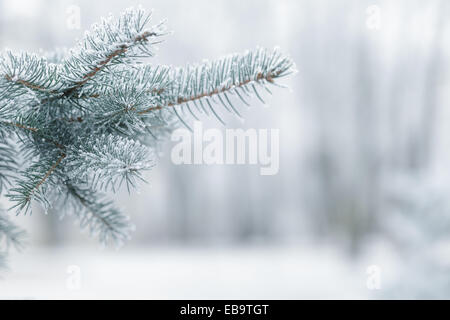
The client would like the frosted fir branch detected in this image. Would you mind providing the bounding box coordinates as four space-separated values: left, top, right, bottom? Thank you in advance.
0 99 48 136
64 134 155 192
91 64 172 98
69 48 295 128
7 153 66 214
6 154 134 246
61 8 167 97
0 6 295 260
63 182 133 246
0 51 62 96
138 47 296 124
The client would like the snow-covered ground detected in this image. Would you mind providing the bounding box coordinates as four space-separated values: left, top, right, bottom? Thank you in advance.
0 245 371 299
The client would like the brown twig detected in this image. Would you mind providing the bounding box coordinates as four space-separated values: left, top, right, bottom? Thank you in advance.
63 31 159 98
2 122 66 203
4 75 54 93
137 71 276 115
26 152 66 201
66 117 84 123
2 121 38 132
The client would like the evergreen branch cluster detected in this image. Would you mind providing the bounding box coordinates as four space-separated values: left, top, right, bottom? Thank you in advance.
0 7 295 265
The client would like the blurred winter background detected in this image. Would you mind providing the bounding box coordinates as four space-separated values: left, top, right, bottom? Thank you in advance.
1 0 450 299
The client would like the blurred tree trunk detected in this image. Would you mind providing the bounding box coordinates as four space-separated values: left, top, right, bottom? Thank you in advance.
418 0 447 168
351 35 381 253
